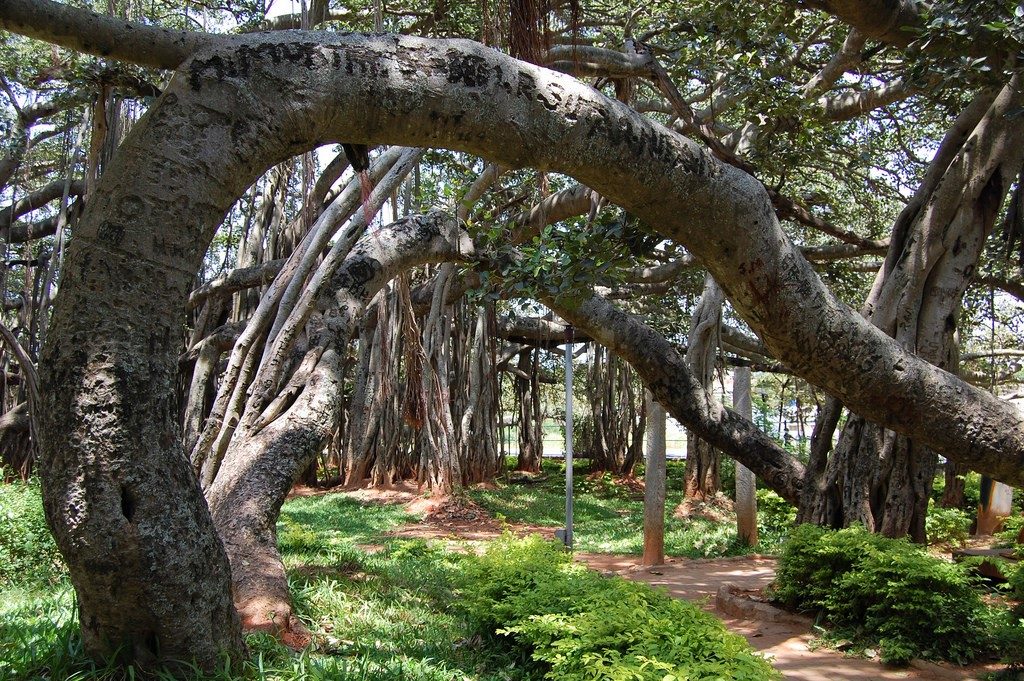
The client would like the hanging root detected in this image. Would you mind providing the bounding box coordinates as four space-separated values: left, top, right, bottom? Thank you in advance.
398 276 426 429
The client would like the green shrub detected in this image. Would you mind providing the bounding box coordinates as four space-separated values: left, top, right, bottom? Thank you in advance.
993 609 1024 669
460 534 780 680
1009 560 1024 601
831 548 989 664
756 489 796 547
996 514 1024 550
770 524 890 612
771 524 993 665
926 501 971 547
0 481 66 589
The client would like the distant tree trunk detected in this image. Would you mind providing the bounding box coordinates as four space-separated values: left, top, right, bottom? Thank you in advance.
515 347 544 472
457 304 502 484
682 275 724 503
344 298 397 486
367 282 413 487
416 264 463 495
643 391 666 565
0 402 32 480
940 461 968 509
586 344 645 476
797 395 843 525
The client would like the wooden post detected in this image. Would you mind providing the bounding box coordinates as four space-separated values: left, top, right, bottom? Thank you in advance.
733 366 758 546
643 390 666 565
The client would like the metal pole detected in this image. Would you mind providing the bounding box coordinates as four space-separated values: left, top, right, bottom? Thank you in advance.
564 325 574 549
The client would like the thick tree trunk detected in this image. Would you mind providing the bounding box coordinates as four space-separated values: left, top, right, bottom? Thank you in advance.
807 83 1024 541
206 212 471 636
208 345 341 641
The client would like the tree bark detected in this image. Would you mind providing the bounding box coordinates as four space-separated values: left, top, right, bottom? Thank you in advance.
206 211 471 636
682 275 724 502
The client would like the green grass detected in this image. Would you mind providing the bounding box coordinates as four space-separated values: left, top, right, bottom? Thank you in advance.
0 486 530 680
0 472 795 679
278 492 415 555
469 459 791 556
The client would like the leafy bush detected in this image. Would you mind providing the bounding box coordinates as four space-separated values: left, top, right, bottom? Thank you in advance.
993 609 1024 670
756 489 796 548
926 501 971 547
771 524 993 664
770 524 889 612
0 481 66 589
460 534 780 680
996 514 1024 550
1009 560 1024 601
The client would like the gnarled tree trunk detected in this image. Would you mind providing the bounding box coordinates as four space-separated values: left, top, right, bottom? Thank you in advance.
206 211 472 636
682 275 724 503
805 82 1024 541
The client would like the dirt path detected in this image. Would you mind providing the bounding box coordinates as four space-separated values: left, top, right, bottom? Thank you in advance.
324 485 1005 680
578 553 1002 681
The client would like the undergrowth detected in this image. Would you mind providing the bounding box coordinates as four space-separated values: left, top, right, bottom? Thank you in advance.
0 485 788 680
0 480 67 589
459 534 780 680
771 524 1022 667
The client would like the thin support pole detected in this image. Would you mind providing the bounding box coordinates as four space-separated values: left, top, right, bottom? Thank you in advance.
564 326 574 549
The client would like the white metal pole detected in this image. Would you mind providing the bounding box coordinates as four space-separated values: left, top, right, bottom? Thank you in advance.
564 326 574 549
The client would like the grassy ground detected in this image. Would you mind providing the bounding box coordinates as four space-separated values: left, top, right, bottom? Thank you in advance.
0 470 796 679
0 485 533 680
468 459 793 556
